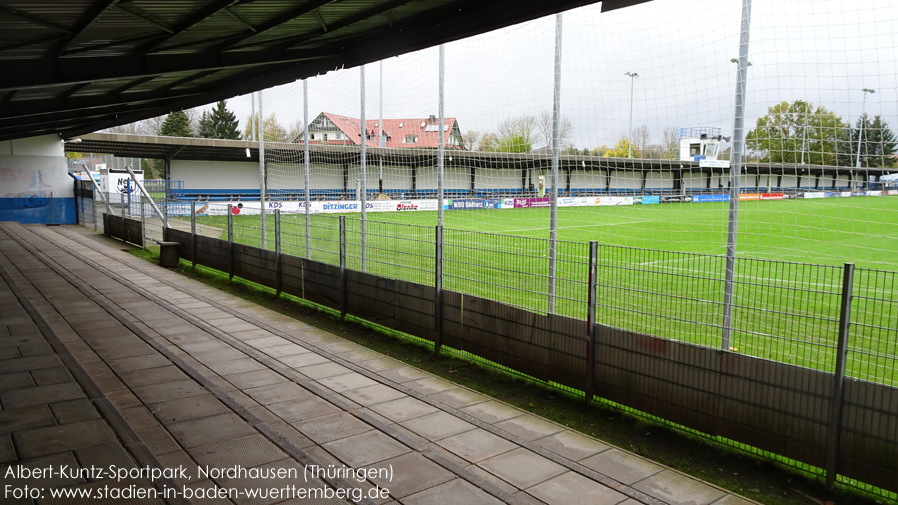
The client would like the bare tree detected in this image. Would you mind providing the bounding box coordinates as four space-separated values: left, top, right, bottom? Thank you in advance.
462 130 482 151
662 127 679 159
498 114 538 148
631 124 651 153
102 115 165 135
536 110 573 150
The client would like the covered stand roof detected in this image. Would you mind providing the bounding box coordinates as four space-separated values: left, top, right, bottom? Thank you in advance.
0 0 650 142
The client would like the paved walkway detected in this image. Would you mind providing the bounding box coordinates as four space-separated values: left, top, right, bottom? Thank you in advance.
0 222 758 505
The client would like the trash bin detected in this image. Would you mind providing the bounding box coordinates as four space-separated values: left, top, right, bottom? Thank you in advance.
157 241 181 267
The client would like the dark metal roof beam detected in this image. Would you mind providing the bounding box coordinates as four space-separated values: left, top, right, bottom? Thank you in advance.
115 3 175 34
145 0 242 53
0 33 68 53
60 33 163 57
0 5 72 33
250 0 416 51
220 0 336 51
57 0 121 56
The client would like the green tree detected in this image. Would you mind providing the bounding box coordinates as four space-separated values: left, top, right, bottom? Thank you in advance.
746 100 846 165
159 110 193 137
845 114 898 168
603 138 638 158
198 100 241 140
495 134 532 153
243 113 288 142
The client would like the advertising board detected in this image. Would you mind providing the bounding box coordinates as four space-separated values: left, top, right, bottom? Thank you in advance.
692 194 729 202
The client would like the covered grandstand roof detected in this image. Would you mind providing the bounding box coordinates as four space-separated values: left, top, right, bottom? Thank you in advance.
0 0 651 142
64 132 893 178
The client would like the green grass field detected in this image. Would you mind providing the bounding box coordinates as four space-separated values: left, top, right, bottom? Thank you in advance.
196 196 898 385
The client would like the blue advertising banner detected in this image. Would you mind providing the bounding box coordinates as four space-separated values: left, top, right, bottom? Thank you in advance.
692 194 730 203
449 199 482 210
641 196 660 205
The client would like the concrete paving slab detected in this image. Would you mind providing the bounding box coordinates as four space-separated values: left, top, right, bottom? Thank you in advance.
527 470 629 505
13 419 118 459
49 399 101 424
318 371 380 393
1 381 85 409
400 411 477 441
131 378 209 404
278 352 333 369
632 469 727 505
322 430 411 468
268 396 341 423
341 383 408 407
533 429 610 462
403 376 458 395
369 396 439 423
478 448 567 489
580 448 665 485
293 411 373 444
167 412 257 448
149 394 231 424
402 478 505 505
225 368 289 389
459 400 524 424
244 381 311 405
189 433 286 469
493 413 565 442
429 387 490 409
368 452 455 498
205 357 269 375
436 428 518 463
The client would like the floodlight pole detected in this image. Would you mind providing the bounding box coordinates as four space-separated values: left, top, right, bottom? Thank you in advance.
438 44 446 227
258 91 267 248
625 71 639 158
303 80 311 259
721 0 753 350
855 88 875 169
360 65 367 272
548 13 562 314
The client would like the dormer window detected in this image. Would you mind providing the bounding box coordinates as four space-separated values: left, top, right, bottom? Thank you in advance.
403 135 418 144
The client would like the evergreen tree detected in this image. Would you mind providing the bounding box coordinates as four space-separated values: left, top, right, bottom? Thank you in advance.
205 100 241 139
159 110 193 137
197 111 215 138
845 114 898 168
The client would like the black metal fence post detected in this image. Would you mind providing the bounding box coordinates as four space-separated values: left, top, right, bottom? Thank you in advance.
586 241 598 404
826 262 855 490
227 205 234 281
435 225 444 356
340 216 347 321
190 201 196 268
275 209 282 298
140 195 146 249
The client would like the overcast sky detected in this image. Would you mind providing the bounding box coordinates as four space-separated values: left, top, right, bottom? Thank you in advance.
203 0 897 151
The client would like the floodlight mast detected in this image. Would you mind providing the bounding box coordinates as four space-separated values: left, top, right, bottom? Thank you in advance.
625 72 639 158
855 88 875 168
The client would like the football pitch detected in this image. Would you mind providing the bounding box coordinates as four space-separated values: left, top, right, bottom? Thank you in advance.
204 196 898 384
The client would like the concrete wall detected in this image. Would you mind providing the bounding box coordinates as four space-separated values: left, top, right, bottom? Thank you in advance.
171 160 259 189
0 135 75 224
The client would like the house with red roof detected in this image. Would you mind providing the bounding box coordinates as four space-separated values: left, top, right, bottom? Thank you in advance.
300 112 465 149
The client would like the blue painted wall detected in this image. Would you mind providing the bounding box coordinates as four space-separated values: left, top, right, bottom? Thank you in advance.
0 196 76 224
